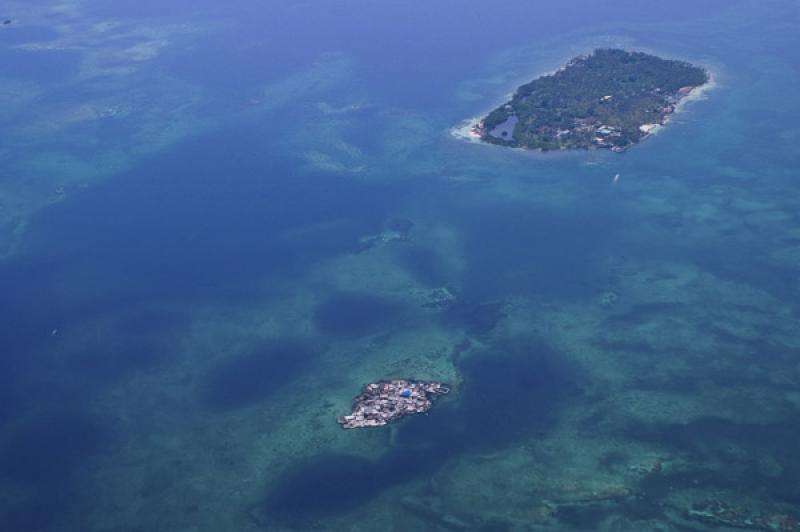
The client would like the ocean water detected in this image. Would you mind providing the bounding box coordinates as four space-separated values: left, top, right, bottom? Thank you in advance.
1 0 800 530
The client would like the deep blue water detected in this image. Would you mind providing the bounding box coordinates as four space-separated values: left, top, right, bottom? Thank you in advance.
2 0 800 530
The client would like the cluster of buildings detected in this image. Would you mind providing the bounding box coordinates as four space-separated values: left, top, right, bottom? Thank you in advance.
337 379 449 429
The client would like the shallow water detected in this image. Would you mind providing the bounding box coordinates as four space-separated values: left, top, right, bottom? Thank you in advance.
1 0 800 530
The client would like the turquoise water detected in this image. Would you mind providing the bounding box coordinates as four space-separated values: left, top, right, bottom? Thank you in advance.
1 0 800 530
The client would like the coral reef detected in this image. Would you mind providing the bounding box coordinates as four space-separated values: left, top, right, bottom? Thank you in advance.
687 499 800 531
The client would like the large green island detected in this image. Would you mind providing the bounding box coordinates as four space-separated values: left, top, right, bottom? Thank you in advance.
471 49 710 152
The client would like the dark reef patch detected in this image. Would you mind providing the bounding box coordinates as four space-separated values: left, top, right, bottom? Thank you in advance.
597 449 628 471
442 300 507 336
694 249 800 305
605 302 686 325
555 503 614 529
263 454 379 524
261 445 450 525
62 308 189 386
395 246 449 286
625 415 800 504
313 291 407 338
446 340 580 447
456 199 618 299
387 218 414 234
66 336 164 385
201 340 320 411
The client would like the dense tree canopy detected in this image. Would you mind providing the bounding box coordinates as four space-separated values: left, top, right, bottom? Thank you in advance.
480 49 709 151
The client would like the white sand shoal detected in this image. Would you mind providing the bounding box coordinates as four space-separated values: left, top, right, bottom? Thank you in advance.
674 70 717 113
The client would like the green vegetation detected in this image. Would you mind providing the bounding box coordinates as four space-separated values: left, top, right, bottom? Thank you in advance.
479 49 709 151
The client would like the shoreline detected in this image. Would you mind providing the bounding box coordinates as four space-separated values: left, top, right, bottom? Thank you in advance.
674 70 717 114
449 116 486 143
645 69 716 139
447 51 583 146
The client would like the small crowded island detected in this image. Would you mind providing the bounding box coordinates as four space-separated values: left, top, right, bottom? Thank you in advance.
471 48 710 152
337 379 449 429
